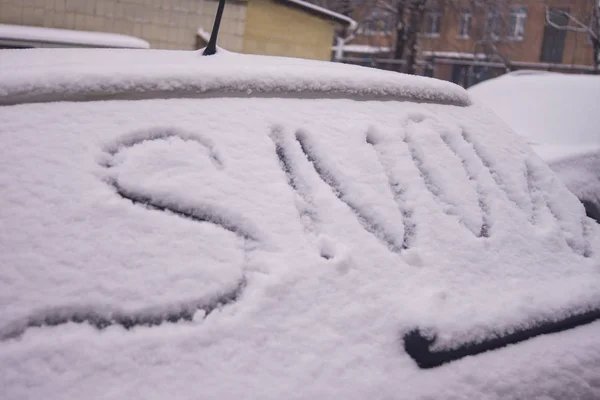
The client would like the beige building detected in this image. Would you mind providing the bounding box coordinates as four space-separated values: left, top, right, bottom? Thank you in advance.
0 0 246 50
242 0 351 60
0 0 353 60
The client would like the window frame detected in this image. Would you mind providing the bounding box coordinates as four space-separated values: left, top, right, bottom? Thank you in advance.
423 11 442 38
507 6 528 41
457 9 472 39
485 8 502 42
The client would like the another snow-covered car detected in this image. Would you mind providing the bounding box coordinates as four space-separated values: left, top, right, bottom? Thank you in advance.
1 49 600 400
468 72 600 223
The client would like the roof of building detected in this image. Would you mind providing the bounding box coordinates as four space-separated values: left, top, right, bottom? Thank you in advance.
277 0 357 29
0 48 469 106
0 23 150 49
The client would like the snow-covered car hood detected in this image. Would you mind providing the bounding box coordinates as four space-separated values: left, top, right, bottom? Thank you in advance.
1 50 600 400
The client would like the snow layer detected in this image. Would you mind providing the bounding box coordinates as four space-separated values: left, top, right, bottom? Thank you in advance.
467 72 600 162
1 93 600 399
0 23 149 49
0 49 469 106
423 51 487 59
468 73 600 214
197 27 211 43
331 44 390 54
551 150 600 217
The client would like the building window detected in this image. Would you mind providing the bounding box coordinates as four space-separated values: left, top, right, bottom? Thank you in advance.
485 9 502 41
458 9 472 38
507 7 527 40
424 11 441 37
540 7 568 63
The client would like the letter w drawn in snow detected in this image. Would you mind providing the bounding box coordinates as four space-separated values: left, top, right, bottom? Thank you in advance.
295 129 406 254
277 123 600 370
276 121 488 257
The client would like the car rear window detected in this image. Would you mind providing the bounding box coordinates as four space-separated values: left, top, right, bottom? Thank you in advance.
1 96 599 397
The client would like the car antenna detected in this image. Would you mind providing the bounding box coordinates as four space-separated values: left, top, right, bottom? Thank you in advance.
203 0 226 56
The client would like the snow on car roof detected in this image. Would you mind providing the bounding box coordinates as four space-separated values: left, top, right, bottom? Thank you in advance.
1 54 600 399
467 72 600 163
0 48 470 106
0 23 150 49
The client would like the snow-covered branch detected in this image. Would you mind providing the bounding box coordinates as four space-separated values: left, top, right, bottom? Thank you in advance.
333 33 356 61
545 7 598 40
375 0 399 14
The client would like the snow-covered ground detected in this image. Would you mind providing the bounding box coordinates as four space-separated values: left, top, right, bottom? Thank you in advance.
468 72 600 222
1 49 600 399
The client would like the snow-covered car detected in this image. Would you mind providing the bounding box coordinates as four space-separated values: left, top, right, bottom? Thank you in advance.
1 48 600 400
468 72 600 223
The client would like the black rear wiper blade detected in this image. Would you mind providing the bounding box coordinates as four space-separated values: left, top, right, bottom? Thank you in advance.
404 306 600 369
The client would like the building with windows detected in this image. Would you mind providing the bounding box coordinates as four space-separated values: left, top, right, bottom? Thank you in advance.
0 0 353 61
334 0 597 86
420 0 597 86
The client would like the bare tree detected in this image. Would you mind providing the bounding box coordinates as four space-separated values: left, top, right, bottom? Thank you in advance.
316 0 390 62
354 0 512 74
449 0 513 68
380 0 441 74
393 1 407 59
316 0 432 71
544 2 600 71
311 0 359 61
317 0 517 75
404 0 427 73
